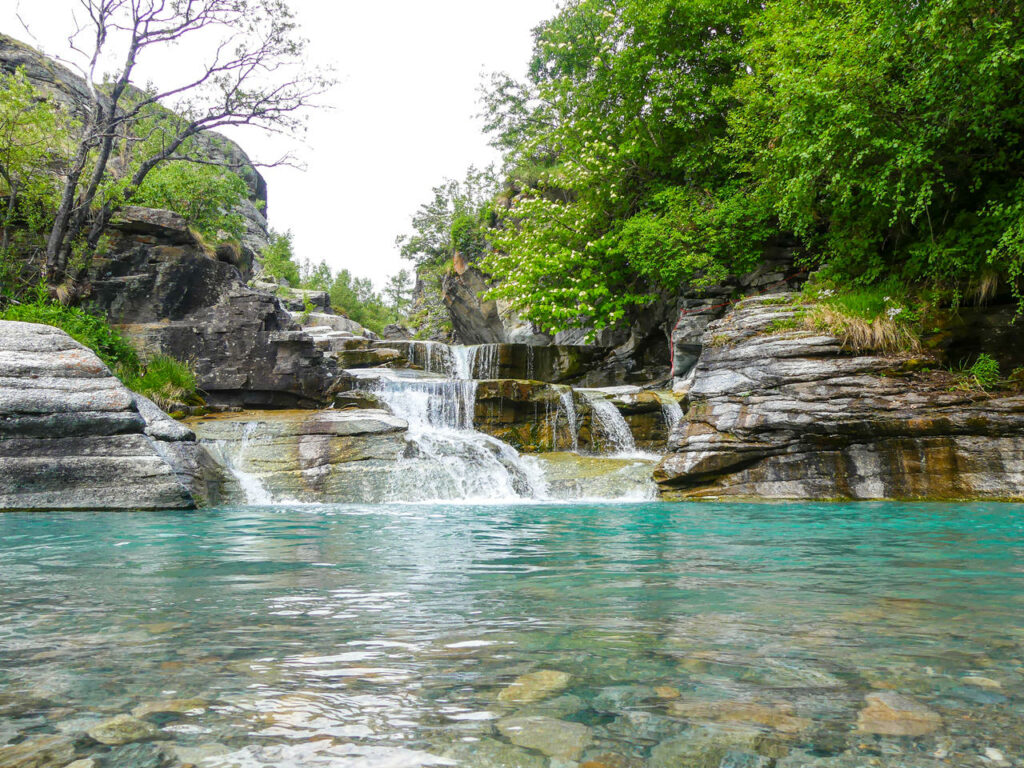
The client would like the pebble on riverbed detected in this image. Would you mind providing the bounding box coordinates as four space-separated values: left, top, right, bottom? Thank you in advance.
86 714 161 745
497 670 572 704
855 692 942 736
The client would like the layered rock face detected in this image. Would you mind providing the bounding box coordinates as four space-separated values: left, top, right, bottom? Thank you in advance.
656 296 1024 500
0 321 221 510
89 207 341 408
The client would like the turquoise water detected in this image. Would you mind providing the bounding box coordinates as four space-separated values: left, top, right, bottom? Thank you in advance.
1 502 1023 767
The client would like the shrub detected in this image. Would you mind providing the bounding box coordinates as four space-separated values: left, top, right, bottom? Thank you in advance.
0 296 200 408
124 354 202 410
953 353 1001 392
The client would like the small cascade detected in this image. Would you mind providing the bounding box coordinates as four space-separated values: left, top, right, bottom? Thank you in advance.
659 394 684 436
557 388 580 453
405 341 455 377
219 422 274 505
451 344 501 380
584 393 639 457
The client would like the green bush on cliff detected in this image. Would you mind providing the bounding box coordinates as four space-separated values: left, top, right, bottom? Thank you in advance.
0 297 200 408
452 0 1024 333
130 162 248 243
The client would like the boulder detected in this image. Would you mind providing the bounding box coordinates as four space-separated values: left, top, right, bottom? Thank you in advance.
0 321 220 511
252 281 331 313
88 208 344 409
473 379 579 452
655 295 1024 500
188 409 412 503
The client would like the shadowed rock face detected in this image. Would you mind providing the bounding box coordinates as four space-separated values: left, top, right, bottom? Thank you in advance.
655 295 1024 500
89 209 344 409
0 321 222 510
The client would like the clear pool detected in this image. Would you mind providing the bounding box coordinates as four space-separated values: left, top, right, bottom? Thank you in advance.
1 502 1022 767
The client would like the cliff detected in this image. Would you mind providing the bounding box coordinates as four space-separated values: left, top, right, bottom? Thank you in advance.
656 296 1024 500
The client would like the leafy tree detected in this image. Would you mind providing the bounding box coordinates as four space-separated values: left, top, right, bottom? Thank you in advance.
258 230 301 286
730 0 1024 295
480 0 759 333
130 162 248 242
383 269 413 311
39 0 332 286
0 68 67 252
396 166 497 268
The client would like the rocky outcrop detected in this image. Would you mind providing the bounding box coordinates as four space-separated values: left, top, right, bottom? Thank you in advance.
0 321 222 510
0 33 270 258
188 410 413 503
252 281 331 313
655 295 1024 500
89 207 343 408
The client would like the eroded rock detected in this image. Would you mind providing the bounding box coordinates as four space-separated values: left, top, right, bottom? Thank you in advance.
856 692 942 736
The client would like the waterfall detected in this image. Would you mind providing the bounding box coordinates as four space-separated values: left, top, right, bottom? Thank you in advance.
584 394 639 457
352 359 545 501
219 422 274 505
451 344 500 380
659 394 684 435
558 388 579 452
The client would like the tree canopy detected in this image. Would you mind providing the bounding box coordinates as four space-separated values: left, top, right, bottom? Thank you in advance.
452 0 1024 333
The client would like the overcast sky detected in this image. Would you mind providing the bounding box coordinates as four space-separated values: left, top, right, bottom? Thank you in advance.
3 0 558 288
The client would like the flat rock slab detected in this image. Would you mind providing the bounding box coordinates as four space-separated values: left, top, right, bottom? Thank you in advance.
0 320 204 511
497 715 592 760
856 692 942 736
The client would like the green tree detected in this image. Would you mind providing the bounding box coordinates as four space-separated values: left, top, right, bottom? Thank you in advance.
383 269 413 311
480 0 760 333
259 230 301 286
130 162 248 242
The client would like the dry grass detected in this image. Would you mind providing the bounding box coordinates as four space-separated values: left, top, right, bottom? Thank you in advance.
970 269 1000 306
806 306 921 355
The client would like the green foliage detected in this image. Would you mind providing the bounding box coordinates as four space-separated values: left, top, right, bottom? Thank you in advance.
953 353 1001 392
461 0 1024 332
259 230 301 286
130 162 248 242
0 296 142 378
397 166 496 268
0 68 69 238
0 291 199 407
124 354 201 411
325 267 397 334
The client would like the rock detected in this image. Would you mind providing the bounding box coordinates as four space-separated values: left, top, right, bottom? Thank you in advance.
333 348 403 369
442 264 517 344
983 747 1010 767
188 409 414 503
131 698 207 718
0 321 218 510
65 760 97 768
441 738 546 768
474 380 577 452
88 210 342 409
649 726 766 768
961 676 1001 689
530 453 658 499
381 323 413 340
86 714 160 745
298 312 377 338
498 669 572 704
656 295 1024 500
669 699 812 734
496 715 592 760
165 743 232 765
856 692 942 736
0 734 76 768
251 281 330 313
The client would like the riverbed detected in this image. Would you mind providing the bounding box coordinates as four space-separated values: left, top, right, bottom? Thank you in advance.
1 502 1022 767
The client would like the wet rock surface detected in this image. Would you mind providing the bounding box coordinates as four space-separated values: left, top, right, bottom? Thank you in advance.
89 209 341 409
656 295 1024 499
0 321 216 511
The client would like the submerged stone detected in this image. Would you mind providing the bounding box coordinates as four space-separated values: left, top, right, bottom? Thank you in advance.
498 669 572 704
86 714 161 745
0 735 75 768
856 692 942 736
497 715 592 760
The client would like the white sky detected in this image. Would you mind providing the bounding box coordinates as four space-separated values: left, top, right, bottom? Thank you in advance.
2 0 558 288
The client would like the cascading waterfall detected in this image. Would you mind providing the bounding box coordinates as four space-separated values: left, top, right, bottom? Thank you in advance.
558 388 580 453
659 394 684 436
584 393 640 457
351 362 545 501
219 422 274 505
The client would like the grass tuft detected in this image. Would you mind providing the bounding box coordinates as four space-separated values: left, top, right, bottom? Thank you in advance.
806 305 921 355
